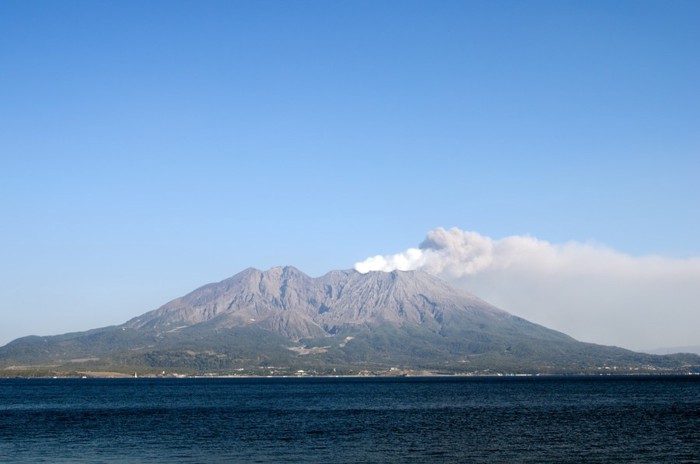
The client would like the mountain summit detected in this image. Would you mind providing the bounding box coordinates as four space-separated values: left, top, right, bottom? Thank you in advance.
2 267 698 376
127 266 515 339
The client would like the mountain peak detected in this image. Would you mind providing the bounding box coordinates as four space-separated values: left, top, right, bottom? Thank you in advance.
264 265 303 275
125 265 504 337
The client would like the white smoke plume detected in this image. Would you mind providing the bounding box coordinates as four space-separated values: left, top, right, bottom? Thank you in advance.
355 227 700 352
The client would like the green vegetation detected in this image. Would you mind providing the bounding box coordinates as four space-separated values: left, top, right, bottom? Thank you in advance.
2 322 698 378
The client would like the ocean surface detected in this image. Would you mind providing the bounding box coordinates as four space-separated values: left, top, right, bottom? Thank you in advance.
1 376 698 463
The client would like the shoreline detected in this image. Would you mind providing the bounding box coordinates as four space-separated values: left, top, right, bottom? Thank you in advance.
2 371 699 380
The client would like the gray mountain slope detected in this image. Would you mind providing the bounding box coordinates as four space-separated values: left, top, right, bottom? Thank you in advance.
127 266 538 338
1 266 698 376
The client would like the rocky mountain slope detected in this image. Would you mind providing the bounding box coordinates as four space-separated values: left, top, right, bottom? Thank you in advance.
127 266 530 338
1 267 698 376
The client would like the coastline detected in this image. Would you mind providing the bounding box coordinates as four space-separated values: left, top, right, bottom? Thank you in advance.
2 371 699 380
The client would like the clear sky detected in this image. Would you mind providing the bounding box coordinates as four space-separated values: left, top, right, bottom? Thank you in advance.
1 1 698 349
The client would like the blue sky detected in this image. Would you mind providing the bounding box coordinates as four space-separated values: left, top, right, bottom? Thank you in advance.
1 1 698 347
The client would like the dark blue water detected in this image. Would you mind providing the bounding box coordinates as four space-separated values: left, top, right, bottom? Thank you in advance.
1 376 698 463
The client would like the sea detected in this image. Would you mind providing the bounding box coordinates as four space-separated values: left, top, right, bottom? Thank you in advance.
1 376 698 463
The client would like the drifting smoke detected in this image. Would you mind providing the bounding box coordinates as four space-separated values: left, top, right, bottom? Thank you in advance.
355 227 700 352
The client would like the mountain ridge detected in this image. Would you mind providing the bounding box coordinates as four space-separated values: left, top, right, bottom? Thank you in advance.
126 266 517 340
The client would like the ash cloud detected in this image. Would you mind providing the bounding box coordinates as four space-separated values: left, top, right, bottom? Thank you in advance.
355 227 700 351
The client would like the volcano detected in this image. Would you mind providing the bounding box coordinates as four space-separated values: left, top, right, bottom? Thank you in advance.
1 266 698 376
